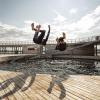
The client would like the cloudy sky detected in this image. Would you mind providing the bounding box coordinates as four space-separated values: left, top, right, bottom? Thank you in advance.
0 0 100 42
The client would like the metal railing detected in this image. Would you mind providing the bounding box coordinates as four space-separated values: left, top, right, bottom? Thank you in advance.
0 36 99 45
47 36 100 44
0 41 33 45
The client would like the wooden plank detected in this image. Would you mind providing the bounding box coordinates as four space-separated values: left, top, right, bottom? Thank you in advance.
1 71 32 100
0 71 27 100
33 74 77 100
25 74 57 100
17 74 47 100
0 73 16 100
62 75 100 100
37 76 80 100
0 70 100 100
0 75 9 100
44 75 100 100
71 76 100 95
34 74 84 100
7 72 39 100
32 77 58 100
14 72 45 99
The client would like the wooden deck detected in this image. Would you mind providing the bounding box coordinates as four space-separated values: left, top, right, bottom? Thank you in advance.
0 70 100 100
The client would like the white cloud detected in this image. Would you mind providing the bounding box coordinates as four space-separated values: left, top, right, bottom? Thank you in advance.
0 22 33 41
24 20 33 24
53 10 66 23
69 6 100 38
54 14 66 22
0 6 100 41
51 6 100 39
94 6 100 15
69 8 78 14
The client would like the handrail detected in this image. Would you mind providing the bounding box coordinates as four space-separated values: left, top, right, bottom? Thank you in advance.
0 36 99 45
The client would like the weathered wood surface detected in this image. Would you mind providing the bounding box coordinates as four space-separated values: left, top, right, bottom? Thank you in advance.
0 70 100 100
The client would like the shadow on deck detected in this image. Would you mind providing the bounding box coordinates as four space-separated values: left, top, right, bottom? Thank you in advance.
0 59 100 100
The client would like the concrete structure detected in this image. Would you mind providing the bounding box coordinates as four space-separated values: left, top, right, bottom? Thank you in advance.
0 36 100 56
44 36 100 56
0 41 40 54
45 44 98 56
22 45 40 54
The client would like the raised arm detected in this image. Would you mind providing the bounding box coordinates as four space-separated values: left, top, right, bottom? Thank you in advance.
48 25 50 33
62 32 66 39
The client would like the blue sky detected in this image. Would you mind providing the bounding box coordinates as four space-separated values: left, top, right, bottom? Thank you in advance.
0 0 100 41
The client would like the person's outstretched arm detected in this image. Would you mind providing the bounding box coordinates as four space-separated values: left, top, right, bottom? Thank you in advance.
44 25 50 40
62 32 66 39
48 25 50 33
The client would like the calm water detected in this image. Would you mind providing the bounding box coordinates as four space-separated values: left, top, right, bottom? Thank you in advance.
0 59 100 75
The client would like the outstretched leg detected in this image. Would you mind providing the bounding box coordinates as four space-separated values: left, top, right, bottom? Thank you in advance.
42 25 50 45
